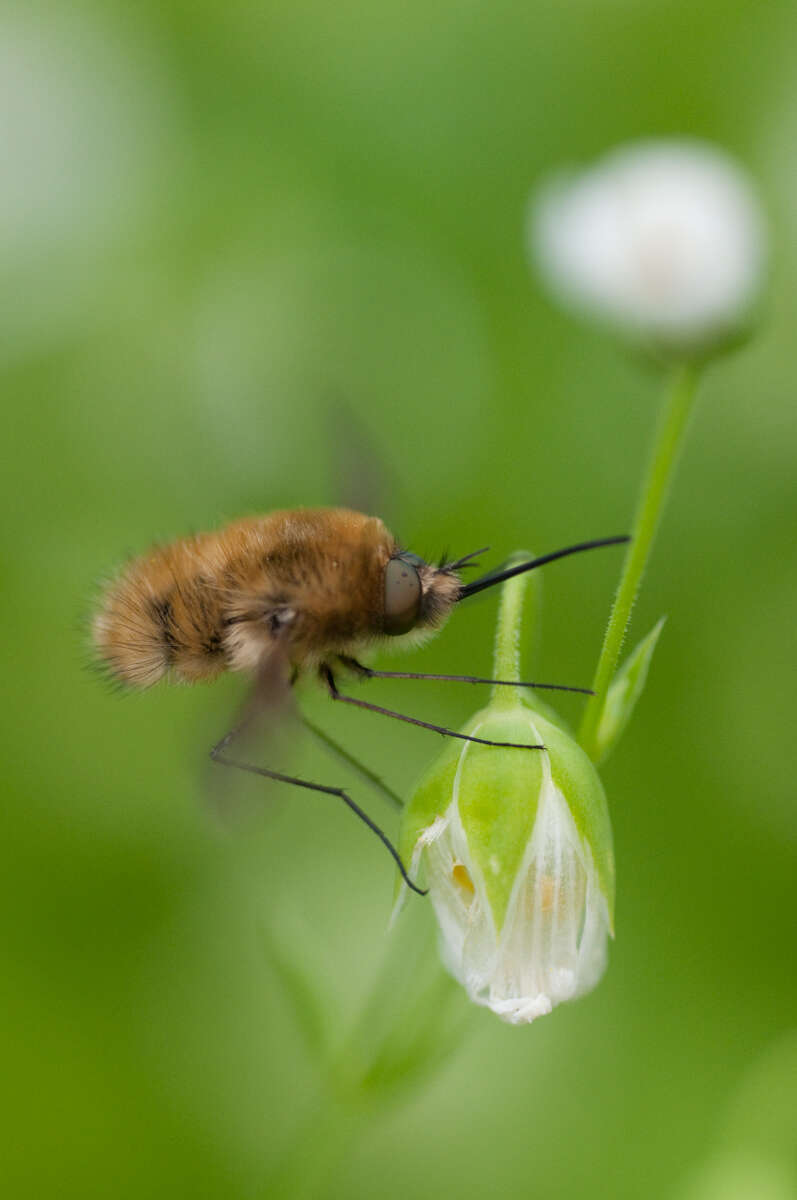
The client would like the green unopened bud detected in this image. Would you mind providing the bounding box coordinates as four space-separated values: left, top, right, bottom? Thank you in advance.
398 560 615 1024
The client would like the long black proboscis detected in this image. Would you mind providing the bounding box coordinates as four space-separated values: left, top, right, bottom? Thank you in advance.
457 535 630 600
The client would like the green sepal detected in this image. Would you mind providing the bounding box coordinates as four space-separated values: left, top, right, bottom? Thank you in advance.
594 617 666 765
530 710 616 932
397 733 462 896
451 707 546 933
397 705 544 931
399 701 615 935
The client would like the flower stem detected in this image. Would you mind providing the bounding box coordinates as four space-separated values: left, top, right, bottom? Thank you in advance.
578 361 702 761
492 552 539 709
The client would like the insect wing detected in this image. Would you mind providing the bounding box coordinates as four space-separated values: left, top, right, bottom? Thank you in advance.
204 644 301 825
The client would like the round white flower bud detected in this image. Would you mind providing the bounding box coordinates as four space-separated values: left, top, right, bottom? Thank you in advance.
529 139 767 348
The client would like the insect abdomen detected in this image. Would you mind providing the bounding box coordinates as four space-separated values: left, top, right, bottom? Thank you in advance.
92 535 228 687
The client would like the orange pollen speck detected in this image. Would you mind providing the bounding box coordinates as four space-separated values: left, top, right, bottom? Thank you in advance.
540 875 556 913
452 862 475 897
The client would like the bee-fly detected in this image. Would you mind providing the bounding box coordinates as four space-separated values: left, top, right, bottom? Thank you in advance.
92 507 627 893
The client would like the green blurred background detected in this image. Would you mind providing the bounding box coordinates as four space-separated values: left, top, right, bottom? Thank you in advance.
3 1 796 1196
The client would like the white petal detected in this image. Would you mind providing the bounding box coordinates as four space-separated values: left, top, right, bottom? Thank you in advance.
480 773 609 1024
420 801 498 992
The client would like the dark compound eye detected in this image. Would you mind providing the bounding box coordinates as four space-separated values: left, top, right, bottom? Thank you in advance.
384 557 422 635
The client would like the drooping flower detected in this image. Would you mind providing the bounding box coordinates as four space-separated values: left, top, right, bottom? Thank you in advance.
397 566 615 1025
529 139 766 350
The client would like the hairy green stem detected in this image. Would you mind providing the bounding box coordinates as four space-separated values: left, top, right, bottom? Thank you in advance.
491 553 539 709
578 361 702 760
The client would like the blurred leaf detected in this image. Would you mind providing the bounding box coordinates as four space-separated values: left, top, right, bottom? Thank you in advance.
259 921 331 1065
722 1031 797 1172
360 970 472 1100
673 1150 797 1200
595 617 666 764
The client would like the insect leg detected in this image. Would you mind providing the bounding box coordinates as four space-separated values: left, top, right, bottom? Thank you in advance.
299 715 403 811
209 733 426 895
322 666 544 750
338 656 592 696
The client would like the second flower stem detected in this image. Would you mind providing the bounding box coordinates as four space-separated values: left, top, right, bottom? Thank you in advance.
578 360 702 761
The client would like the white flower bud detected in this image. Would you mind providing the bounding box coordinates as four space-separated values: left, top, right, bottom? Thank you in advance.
400 704 614 1025
529 139 767 349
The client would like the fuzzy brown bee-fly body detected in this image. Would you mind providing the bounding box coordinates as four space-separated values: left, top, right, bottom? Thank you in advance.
92 508 463 687
92 507 628 894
